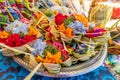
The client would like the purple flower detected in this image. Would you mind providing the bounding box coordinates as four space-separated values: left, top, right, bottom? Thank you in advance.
32 39 47 57
69 20 86 34
5 20 28 35
73 43 87 54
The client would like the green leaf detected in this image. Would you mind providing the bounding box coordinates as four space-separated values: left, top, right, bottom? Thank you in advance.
43 45 59 55
0 14 8 23
45 9 54 17
64 16 75 25
19 32 25 38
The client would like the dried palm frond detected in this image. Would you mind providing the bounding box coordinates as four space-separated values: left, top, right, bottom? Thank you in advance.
89 4 112 28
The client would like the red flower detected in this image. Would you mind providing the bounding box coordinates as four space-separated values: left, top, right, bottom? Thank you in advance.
16 4 24 9
5 34 22 47
29 0 33 2
46 40 52 44
23 35 36 43
55 13 68 25
46 27 51 32
0 2 5 9
0 28 4 31
0 38 6 43
86 27 106 38
61 49 69 61
112 7 120 19
4 34 36 47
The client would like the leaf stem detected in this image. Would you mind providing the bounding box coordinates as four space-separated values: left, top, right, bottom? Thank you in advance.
108 19 120 31
0 43 31 55
112 33 120 39
24 63 42 80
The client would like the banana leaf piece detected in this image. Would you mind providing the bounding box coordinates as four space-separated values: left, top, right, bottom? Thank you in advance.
43 63 61 74
73 53 90 61
62 57 72 67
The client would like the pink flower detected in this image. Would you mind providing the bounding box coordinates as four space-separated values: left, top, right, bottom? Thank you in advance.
52 41 69 61
20 18 30 25
86 27 106 38
53 41 63 50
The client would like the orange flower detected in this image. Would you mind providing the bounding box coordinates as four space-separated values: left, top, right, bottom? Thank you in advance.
35 12 42 20
108 40 114 45
35 55 44 63
57 24 73 38
74 14 88 27
35 52 63 64
54 10 59 15
44 52 63 64
0 31 9 39
27 26 39 37
45 32 55 41
57 23 66 32
64 27 73 38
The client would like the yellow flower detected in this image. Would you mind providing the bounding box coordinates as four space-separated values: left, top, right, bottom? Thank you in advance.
15 0 22 3
27 26 39 37
68 47 74 54
0 31 9 39
74 14 88 27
